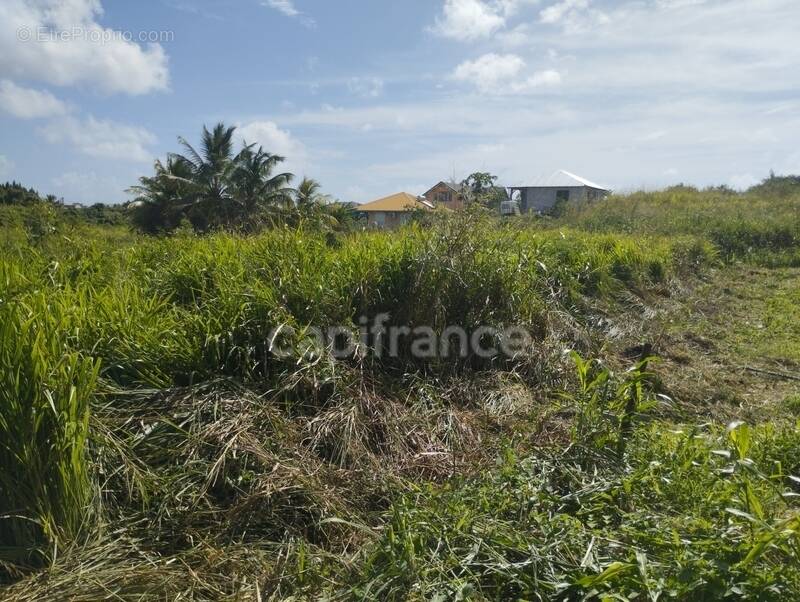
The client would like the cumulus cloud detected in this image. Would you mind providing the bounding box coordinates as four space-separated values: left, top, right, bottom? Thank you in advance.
453 53 525 87
431 0 507 40
38 115 157 162
236 120 308 175
0 79 68 118
0 0 169 95
452 53 561 93
430 0 544 41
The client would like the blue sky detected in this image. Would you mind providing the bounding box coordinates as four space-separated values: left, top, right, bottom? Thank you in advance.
1 0 799 204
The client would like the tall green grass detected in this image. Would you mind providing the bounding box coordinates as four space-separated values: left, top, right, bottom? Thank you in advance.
555 188 800 265
0 295 100 568
1 216 706 388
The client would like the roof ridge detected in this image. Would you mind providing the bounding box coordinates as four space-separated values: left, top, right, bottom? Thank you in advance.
557 169 607 189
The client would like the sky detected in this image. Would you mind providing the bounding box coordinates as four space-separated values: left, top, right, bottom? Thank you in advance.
1 0 799 205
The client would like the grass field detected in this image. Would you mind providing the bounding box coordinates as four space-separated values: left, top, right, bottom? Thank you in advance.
1 188 799 600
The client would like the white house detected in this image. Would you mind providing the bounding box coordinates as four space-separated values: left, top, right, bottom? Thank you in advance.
508 170 610 214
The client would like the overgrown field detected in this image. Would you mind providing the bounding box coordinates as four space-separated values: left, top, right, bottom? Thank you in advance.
1 189 799 600
554 187 800 266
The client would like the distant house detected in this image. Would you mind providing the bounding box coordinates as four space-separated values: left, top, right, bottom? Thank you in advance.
423 181 466 211
357 192 434 228
509 170 610 214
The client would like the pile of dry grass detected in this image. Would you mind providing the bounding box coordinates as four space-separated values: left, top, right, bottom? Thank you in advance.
3 364 549 598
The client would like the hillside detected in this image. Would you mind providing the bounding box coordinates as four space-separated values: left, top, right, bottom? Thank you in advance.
0 190 799 600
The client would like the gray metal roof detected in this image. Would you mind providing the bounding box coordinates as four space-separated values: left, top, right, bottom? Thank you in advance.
517 170 609 190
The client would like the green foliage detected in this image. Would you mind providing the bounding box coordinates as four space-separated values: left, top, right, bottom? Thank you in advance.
0 214 696 388
350 420 800 600
0 181 43 206
461 172 508 209
556 186 800 265
129 123 353 236
0 296 100 568
784 394 800 416
462 172 498 194
747 171 800 199
566 351 655 460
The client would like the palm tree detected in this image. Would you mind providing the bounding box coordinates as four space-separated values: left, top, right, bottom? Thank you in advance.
292 178 351 231
232 145 294 219
171 123 239 230
127 156 193 234
130 122 298 233
294 177 324 209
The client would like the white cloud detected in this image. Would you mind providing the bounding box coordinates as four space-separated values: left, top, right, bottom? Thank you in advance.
0 79 68 119
518 69 562 89
538 0 609 31
539 0 589 23
496 0 540 17
453 53 525 89
0 0 169 95
236 120 308 176
263 0 299 17
0 154 13 178
536 0 799 91
431 0 506 40
260 0 315 27
38 115 157 162
431 0 541 40
452 53 561 93
347 77 384 98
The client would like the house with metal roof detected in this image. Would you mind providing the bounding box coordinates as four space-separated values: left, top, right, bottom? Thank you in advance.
357 192 434 228
508 170 610 214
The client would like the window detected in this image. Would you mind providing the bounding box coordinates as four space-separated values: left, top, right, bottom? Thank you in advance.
556 190 570 202
373 212 385 226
